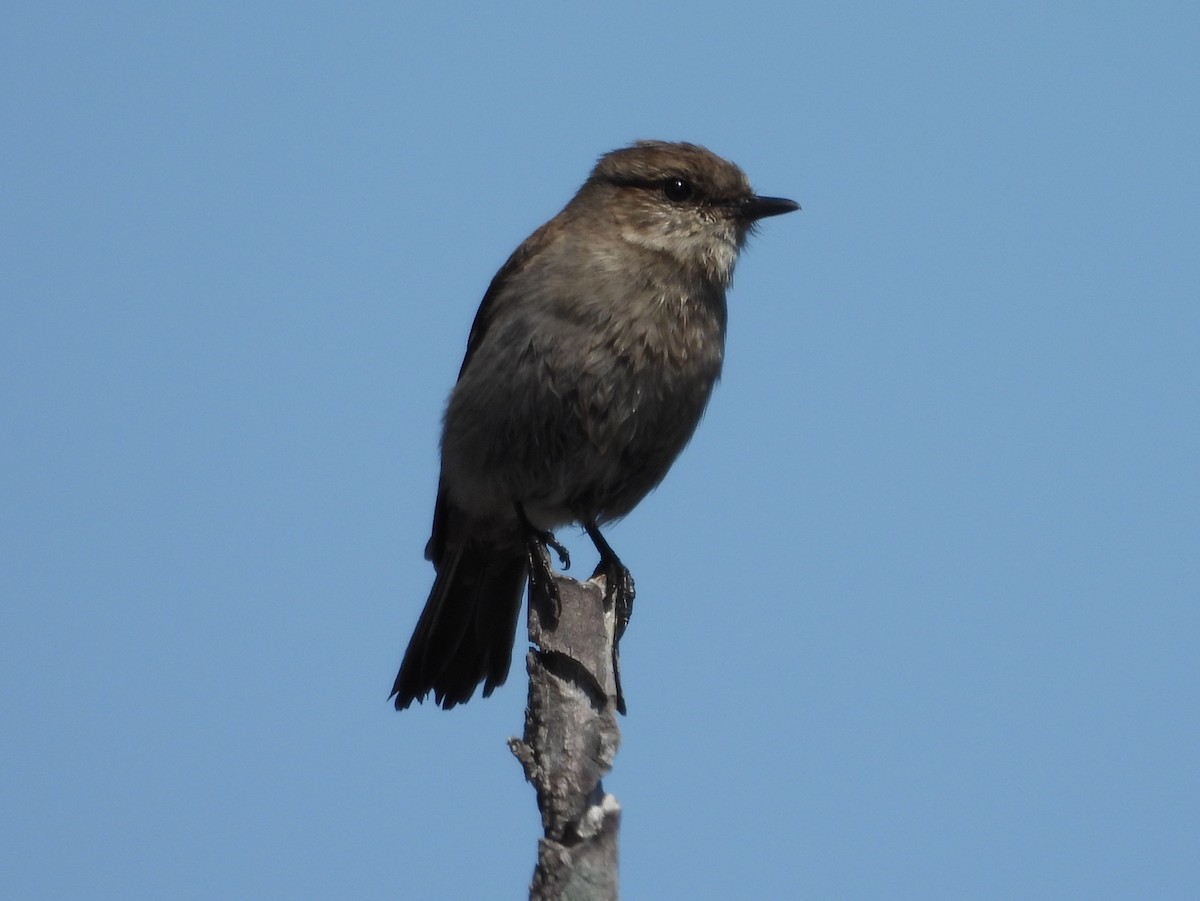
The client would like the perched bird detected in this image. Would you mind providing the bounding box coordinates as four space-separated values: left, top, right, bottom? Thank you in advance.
392 141 798 711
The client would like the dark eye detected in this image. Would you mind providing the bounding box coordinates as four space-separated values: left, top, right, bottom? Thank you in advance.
663 177 693 202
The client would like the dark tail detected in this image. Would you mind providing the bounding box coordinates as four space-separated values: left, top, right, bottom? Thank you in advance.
391 539 528 710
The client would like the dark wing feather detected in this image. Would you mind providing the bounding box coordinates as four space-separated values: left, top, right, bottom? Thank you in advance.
426 220 559 563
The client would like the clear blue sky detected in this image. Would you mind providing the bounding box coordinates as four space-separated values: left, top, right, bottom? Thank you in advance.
3 3 1197 898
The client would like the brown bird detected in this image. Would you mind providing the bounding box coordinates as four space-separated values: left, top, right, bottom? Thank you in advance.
392 141 798 711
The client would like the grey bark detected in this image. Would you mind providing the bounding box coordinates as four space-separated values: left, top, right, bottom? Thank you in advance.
509 572 623 900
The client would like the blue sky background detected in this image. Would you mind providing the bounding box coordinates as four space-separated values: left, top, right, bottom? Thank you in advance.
3 3 1197 898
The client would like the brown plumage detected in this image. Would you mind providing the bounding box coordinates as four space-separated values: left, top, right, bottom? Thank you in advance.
392 141 798 710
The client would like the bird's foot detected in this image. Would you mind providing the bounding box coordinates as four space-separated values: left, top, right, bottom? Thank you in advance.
539 530 571 571
591 555 635 640
584 521 635 715
517 503 571 570
592 553 634 715
525 540 562 621
518 504 570 622
583 521 635 635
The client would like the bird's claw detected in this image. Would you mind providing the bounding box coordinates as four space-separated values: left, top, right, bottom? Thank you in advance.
516 503 570 570
590 554 634 715
525 540 562 622
541 532 571 571
592 557 635 640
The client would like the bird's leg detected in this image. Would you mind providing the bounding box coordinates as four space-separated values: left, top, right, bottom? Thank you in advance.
583 520 634 714
583 521 634 635
517 503 571 570
517 503 570 621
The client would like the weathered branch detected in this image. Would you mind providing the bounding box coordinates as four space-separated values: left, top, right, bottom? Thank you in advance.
509 573 623 900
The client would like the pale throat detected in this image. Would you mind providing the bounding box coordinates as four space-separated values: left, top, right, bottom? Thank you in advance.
617 223 740 288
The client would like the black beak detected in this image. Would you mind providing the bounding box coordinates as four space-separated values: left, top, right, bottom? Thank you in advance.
740 195 801 221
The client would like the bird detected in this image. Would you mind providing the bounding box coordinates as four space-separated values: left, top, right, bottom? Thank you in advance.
391 140 798 711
